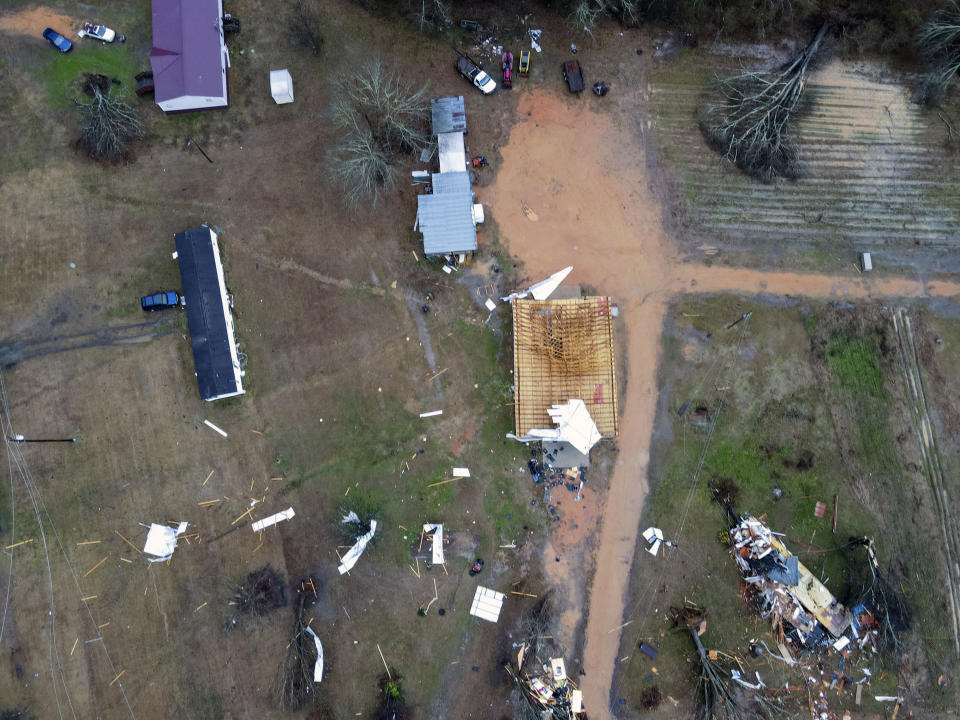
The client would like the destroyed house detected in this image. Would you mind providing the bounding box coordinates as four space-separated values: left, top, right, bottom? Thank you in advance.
150 0 229 113
174 226 244 401
731 516 851 643
512 297 618 439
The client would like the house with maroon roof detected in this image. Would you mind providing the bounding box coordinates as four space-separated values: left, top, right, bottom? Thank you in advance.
150 0 229 113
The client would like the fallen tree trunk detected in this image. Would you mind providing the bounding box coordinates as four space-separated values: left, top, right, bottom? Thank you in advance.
700 23 828 183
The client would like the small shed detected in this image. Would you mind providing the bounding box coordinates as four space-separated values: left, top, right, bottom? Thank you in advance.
431 96 467 135
270 69 294 104
174 226 245 401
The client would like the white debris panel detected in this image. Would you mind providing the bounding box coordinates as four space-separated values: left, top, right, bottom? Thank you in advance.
143 521 189 562
304 625 324 682
422 523 445 564
452 467 471 478
338 520 377 575
251 507 295 532
526 399 601 456
501 265 573 303
470 585 505 623
643 526 665 556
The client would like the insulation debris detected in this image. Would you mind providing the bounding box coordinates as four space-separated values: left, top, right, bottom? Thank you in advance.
251 507 295 532
304 625 324 683
338 520 377 575
422 523 445 564
142 521 189 562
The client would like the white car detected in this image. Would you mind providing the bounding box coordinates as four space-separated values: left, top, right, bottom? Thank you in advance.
78 22 117 42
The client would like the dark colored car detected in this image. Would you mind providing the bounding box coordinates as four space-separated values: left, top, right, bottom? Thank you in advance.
563 60 584 93
42 27 73 52
141 291 182 312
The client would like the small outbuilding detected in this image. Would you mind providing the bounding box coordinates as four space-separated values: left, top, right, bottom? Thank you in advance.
270 69 294 104
173 226 245 401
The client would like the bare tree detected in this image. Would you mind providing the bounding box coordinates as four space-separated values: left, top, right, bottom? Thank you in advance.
330 59 429 208
916 2 960 106
75 86 144 162
416 0 449 32
289 0 324 56
700 23 827 183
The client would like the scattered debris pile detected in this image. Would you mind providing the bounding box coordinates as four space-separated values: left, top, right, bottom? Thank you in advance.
508 650 584 719
729 515 852 647
528 455 586 516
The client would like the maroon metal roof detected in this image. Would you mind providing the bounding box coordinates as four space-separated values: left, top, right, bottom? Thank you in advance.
150 0 226 105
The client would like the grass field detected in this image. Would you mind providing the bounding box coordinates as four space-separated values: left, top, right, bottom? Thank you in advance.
615 295 959 717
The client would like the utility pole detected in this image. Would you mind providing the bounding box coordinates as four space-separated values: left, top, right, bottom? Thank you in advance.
7 434 77 444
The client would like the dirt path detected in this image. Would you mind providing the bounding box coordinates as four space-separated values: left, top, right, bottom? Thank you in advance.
0 6 78 36
487 90 960 720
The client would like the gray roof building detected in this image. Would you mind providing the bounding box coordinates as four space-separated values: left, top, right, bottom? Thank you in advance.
431 96 467 135
416 171 477 255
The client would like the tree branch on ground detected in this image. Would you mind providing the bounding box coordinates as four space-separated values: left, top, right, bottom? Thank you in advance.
275 595 320 710
329 59 428 208
289 0 324 56
700 23 828 183
75 86 144 163
916 2 960 106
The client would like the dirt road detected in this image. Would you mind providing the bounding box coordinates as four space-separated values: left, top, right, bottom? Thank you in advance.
487 90 960 719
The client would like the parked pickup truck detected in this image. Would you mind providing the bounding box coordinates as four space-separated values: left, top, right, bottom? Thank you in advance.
456 55 497 94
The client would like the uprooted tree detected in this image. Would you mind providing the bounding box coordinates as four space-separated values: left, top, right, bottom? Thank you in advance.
840 537 910 660
329 59 429 209
671 605 790 720
373 672 409 720
275 594 321 711
232 564 288 617
75 85 144 162
567 0 640 36
700 23 828 183
915 2 960 106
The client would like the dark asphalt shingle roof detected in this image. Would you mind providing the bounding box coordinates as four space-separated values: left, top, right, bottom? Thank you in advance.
175 227 242 400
